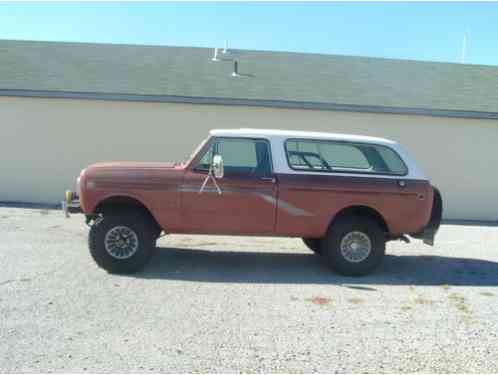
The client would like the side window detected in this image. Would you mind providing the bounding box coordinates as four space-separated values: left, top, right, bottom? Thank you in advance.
318 142 370 170
286 141 324 169
286 140 369 171
372 145 407 175
285 139 407 175
195 138 272 176
219 139 258 169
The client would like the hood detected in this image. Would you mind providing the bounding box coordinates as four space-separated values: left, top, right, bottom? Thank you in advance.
88 161 180 170
81 161 185 192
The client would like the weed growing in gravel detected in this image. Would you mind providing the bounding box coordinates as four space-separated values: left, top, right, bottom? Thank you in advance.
448 293 466 303
348 297 364 304
455 303 471 314
448 293 472 315
414 296 435 305
480 291 494 297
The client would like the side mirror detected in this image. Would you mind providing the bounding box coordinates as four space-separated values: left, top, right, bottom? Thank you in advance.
212 154 224 179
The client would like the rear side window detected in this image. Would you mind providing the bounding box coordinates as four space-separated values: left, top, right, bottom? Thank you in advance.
285 139 407 176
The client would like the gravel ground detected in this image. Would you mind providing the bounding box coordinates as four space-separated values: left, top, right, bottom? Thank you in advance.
1 207 498 373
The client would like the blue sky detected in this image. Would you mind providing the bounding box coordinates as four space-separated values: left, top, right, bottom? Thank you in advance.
2 2 498 66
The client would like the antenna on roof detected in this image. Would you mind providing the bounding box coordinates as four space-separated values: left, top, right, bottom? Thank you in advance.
211 47 220 61
223 40 229 54
231 59 239 77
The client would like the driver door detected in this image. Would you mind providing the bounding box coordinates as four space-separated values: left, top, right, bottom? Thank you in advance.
181 137 277 235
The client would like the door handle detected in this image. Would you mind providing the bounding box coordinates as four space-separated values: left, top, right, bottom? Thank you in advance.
260 177 276 183
397 180 406 188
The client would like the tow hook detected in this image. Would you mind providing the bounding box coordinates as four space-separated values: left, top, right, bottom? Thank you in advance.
399 235 410 243
85 214 102 227
389 235 411 243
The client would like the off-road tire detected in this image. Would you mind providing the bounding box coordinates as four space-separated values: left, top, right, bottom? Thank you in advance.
302 238 322 254
321 215 385 276
88 212 156 274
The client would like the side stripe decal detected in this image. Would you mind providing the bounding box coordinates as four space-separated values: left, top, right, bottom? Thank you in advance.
253 192 313 217
179 184 313 217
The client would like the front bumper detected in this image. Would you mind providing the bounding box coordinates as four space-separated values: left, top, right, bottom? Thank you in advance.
61 190 82 218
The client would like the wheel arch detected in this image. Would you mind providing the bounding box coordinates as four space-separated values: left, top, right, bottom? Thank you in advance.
93 194 162 235
327 205 389 234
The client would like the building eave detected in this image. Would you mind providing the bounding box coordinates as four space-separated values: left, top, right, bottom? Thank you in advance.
1 88 498 121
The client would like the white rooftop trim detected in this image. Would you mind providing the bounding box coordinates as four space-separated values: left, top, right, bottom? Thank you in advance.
210 128 397 146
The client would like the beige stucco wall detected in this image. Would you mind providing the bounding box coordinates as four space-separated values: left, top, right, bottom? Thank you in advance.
1 96 497 221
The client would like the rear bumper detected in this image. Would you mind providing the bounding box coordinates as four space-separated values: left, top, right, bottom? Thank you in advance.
61 190 82 218
411 186 443 246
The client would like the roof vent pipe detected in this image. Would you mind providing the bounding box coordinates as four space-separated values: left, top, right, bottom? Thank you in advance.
232 59 239 77
223 40 229 54
211 47 219 61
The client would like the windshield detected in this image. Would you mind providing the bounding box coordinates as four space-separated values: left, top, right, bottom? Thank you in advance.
182 136 210 166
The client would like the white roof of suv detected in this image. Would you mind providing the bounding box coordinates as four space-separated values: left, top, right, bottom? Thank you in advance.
209 128 426 180
210 128 397 146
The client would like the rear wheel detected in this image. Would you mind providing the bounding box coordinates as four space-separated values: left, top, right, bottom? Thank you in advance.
302 238 322 254
88 212 156 274
321 215 385 276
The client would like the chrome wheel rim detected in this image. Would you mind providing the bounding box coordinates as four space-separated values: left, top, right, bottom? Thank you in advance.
340 231 372 263
104 226 139 259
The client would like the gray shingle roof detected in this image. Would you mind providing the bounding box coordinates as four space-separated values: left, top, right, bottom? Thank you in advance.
1 39 497 118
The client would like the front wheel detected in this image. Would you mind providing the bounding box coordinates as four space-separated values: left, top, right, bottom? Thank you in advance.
321 216 385 276
88 213 156 274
